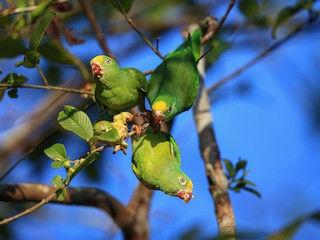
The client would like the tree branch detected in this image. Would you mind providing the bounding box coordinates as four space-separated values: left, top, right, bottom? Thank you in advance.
207 12 319 93
201 0 235 45
116 0 164 59
78 0 116 59
0 83 93 95
0 184 61 225
193 34 236 238
214 0 235 35
0 183 133 230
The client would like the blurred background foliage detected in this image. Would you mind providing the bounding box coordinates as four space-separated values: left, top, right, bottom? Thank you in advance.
1 0 320 239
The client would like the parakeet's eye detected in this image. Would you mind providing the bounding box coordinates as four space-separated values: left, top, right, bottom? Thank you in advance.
105 59 112 65
179 177 186 185
167 105 172 113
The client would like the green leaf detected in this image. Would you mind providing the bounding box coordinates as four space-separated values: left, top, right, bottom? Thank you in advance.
111 0 134 13
7 88 18 98
1 73 28 85
56 188 67 201
235 160 247 172
268 212 320 240
93 120 113 132
89 129 120 143
31 0 56 21
66 152 100 185
243 186 262 198
51 175 64 188
16 51 41 68
29 11 56 51
38 40 78 65
0 73 28 101
241 179 256 187
0 37 28 59
57 105 94 141
51 160 66 169
238 0 260 19
44 143 67 162
223 159 235 178
272 4 304 39
230 187 241 193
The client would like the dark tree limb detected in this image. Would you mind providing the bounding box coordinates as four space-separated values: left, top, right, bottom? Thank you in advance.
0 183 135 233
193 25 236 237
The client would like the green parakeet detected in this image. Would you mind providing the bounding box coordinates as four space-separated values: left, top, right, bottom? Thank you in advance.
147 29 202 125
131 128 193 203
90 55 148 113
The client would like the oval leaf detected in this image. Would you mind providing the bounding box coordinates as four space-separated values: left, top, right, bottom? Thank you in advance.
30 11 56 51
56 188 67 201
57 105 94 141
272 4 303 39
39 40 78 65
0 37 28 59
44 143 67 161
51 175 64 188
51 160 66 169
89 129 120 144
223 159 235 178
235 160 247 172
238 0 260 19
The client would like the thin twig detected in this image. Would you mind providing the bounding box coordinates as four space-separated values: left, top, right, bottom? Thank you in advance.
78 0 116 59
143 69 153 76
116 0 164 59
198 1 235 60
207 13 319 93
0 83 93 95
0 127 59 181
36 64 49 86
214 0 235 35
0 187 61 225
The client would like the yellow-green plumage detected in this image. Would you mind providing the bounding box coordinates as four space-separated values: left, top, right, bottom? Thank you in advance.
90 55 147 113
131 128 193 202
147 30 202 124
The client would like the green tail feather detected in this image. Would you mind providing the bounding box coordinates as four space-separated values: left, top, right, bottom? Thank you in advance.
165 28 202 60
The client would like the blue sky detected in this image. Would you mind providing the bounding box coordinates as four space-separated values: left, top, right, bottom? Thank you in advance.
1 1 320 239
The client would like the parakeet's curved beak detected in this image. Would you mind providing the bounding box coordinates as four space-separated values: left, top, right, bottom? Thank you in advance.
90 61 103 78
155 111 165 125
177 189 193 203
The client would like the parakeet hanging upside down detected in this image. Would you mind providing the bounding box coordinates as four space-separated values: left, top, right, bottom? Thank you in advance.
147 29 202 125
90 55 148 113
131 128 193 203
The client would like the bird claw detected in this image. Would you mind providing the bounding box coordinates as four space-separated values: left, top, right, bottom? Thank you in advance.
131 124 142 137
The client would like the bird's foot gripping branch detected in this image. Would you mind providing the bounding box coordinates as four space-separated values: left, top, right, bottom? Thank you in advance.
46 105 194 203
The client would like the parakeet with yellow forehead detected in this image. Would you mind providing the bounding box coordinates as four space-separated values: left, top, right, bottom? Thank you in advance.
90 55 147 113
147 29 202 125
131 127 194 203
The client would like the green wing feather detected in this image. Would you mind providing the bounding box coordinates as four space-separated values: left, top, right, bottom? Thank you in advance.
147 29 202 122
131 128 192 197
91 55 147 113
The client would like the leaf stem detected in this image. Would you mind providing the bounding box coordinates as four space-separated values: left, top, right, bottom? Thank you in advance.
36 64 49 86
